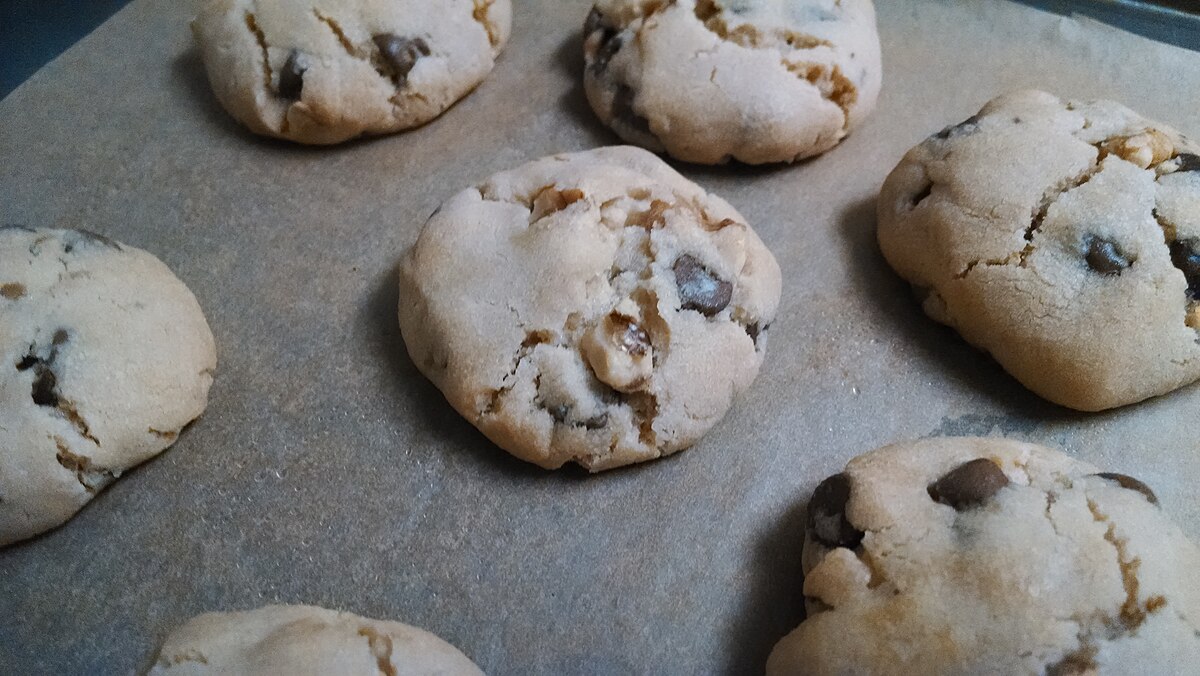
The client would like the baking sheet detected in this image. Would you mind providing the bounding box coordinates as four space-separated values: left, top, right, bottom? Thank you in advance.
2 1 1199 673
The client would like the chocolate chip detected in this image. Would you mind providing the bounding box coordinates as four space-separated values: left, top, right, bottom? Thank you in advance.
934 114 980 140
31 368 58 407
674 255 732 316
591 33 623 74
584 7 608 37
15 354 37 371
1170 239 1200 298
807 473 864 549
1173 153 1200 173
617 317 650 357
548 403 608 430
373 34 430 87
1094 473 1159 506
1084 237 1131 275
0 283 24 300
71 229 121 251
278 51 306 100
52 329 69 346
928 459 1010 510
612 85 652 136
746 322 764 345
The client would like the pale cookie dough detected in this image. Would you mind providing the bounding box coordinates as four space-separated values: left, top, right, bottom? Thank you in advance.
582 0 881 165
768 437 1200 676
0 227 216 547
192 0 512 144
398 146 782 471
147 604 482 675
878 90 1200 411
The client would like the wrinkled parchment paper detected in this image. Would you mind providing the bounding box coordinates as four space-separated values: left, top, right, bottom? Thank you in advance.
1 1 1198 673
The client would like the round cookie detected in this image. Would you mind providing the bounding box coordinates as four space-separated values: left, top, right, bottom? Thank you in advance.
398 146 782 471
147 604 482 675
878 90 1200 411
0 227 216 547
191 0 512 145
768 437 1200 675
582 0 881 165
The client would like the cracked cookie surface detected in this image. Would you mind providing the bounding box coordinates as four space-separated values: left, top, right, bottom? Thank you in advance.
398 146 781 471
192 0 512 144
582 0 881 165
0 227 216 546
768 437 1200 676
878 90 1200 411
148 604 482 675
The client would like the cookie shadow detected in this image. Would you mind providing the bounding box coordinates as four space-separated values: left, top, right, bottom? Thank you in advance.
366 270 585 480
169 48 252 141
553 31 620 149
723 498 808 675
836 196 1079 424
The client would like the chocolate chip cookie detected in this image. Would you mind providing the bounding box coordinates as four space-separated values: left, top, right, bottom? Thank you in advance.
878 90 1200 411
148 605 482 675
0 227 216 546
768 437 1200 675
192 0 511 144
582 0 881 164
398 146 781 471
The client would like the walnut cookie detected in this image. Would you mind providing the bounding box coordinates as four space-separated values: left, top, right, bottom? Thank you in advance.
192 0 511 144
0 227 216 547
583 0 882 164
768 437 1200 675
398 146 781 471
878 90 1200 411
148 605 482 675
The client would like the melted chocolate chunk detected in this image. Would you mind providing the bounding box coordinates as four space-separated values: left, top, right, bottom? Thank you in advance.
373 34 431 87
69 229 121 251
934 114 980 140
617 317 650 357
674 255 732 316
592 33 623 74
584 7 608 37
928 459 1010 510
1084 237 1131 275
1094 473 1159 506
1173 153 1200 173
1169 239 1200 298
31 369 58 407
278 51 306 100
807 473 864 549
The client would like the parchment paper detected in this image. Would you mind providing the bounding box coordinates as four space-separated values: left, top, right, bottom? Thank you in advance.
1 1 1198 673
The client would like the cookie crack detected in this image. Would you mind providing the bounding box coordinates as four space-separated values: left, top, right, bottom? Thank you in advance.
313 10 359 58
16 332 101 446
481 329 548 417
155 650 209 667
244 12 273 90
53 436 115 493
695 0 832 51
357 626 396 676
1086 498 1166 636
954 161 1101 280
782 61 856 129
472 0 502 48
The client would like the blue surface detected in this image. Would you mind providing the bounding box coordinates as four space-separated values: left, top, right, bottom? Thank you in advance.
0 0 1195 102
0 0 133 100
1017 0 1200 50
